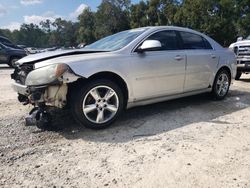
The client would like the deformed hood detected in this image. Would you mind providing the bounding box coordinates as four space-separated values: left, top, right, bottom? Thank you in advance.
16 48 108 66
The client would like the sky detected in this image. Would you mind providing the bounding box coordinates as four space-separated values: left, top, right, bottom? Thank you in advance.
0 0 142 31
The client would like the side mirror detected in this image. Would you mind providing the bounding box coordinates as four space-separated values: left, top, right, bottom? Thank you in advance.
237 37 243 42
137 40 162 53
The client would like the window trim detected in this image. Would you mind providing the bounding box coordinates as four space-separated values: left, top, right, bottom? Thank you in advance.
177 31 214 50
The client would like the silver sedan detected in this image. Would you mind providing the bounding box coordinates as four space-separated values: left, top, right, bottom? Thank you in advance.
11 26 237 129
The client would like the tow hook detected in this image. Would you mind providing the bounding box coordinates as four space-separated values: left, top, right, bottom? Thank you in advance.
25 107 51 129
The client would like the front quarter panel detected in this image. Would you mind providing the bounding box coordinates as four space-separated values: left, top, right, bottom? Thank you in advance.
65 53 134 101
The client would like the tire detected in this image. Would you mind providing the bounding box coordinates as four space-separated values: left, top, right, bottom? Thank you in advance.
8 57 19 68
235 71 242 80
71 79 124 129
211 69 231 100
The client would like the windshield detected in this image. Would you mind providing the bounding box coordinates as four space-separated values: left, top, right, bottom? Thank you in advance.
246 35 250 40
85 28 148 51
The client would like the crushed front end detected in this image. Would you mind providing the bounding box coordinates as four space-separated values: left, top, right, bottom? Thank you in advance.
11 63 80 129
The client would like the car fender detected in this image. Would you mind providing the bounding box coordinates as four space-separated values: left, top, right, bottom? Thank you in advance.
66 60 135 102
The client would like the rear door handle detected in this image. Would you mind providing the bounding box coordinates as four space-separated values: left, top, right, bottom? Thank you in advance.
174 55 184 61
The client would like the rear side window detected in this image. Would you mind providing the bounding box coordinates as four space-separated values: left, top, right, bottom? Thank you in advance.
203 38 213 49
146 30 179 51
179 31 212 50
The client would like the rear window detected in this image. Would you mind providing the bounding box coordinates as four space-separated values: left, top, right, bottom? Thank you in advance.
203 38 213 49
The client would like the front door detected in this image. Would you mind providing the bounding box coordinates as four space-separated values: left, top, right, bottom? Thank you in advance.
131 30 186 100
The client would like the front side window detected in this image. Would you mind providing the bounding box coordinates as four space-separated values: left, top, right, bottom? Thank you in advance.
145 30 179 51
179 31 212 50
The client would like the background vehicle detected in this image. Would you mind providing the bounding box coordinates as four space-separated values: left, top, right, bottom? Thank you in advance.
0 36 22 49
11 26 236 130
0 42 27 67
229 35 250 80
25 47 42 54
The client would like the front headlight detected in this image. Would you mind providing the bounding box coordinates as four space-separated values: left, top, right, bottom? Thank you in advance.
25 64 69 86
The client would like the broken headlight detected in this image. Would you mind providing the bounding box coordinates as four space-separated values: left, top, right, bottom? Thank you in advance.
25 64 69 86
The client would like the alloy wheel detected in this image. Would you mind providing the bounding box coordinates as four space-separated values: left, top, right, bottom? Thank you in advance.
82 85 119 124
216 73 229 97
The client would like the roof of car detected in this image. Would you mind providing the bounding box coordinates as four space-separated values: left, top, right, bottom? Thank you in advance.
0 36 10 39
131 26 204 36
137 25 191 30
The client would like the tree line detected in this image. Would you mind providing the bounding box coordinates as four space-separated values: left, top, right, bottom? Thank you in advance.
0 0 249 48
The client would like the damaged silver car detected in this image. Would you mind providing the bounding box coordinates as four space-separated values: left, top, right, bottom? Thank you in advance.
11 26 237 129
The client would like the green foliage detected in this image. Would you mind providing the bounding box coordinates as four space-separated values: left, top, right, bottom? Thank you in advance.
94 0 130 39
235 0 250 37
0 0 249 47
174 0 239 46
130 1 149 28
77 8 96 44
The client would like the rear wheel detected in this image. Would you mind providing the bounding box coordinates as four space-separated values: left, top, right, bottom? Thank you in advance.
235 71 242 80
211 69 231 100
71 79 124 129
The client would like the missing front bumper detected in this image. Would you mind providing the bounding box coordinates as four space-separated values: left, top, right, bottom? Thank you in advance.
11 82 68 108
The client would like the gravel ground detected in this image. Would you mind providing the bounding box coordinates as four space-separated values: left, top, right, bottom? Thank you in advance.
0 65 250 188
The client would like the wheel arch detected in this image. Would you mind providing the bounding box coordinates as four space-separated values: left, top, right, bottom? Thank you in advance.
217 66 232 80
69 71 130 108
212 65 232 87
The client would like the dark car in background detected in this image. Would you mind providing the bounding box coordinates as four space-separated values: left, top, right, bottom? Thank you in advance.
0 36 27 67
0 36 21 49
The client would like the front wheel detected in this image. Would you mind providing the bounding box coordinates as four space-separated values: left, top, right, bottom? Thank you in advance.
211 70 231 100
71 79 124 129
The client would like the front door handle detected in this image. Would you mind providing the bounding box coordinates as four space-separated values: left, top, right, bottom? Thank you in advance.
174 55 183 61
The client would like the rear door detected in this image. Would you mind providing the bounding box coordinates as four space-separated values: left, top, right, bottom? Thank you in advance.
178 31 219 92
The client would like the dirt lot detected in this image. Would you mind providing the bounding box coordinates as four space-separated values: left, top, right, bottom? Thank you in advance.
0 65 250 188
